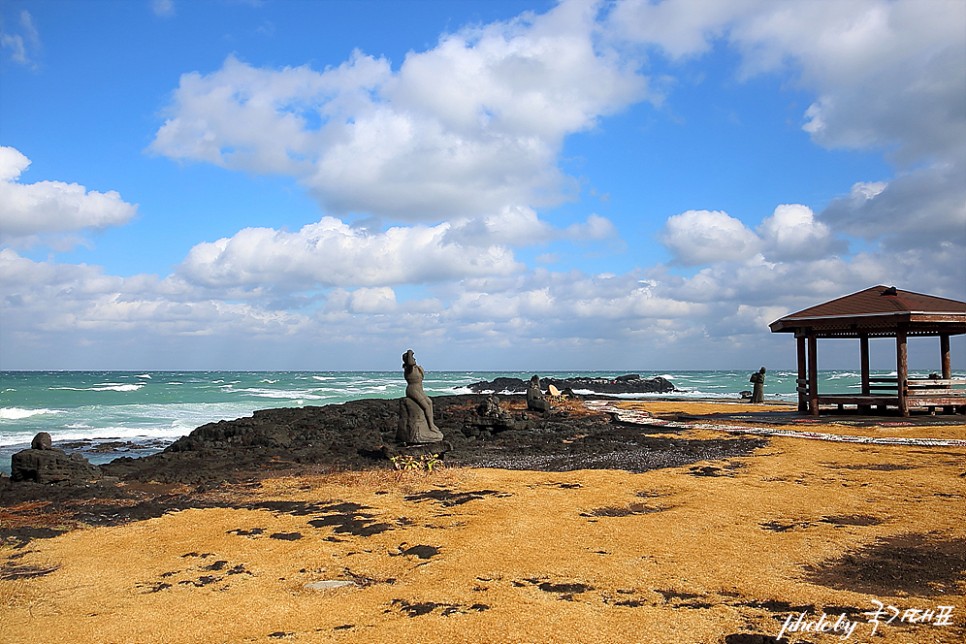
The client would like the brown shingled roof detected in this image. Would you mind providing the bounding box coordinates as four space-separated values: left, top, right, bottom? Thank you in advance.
769 285 966 336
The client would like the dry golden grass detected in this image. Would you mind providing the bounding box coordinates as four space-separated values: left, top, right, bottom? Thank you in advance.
1 401 964 644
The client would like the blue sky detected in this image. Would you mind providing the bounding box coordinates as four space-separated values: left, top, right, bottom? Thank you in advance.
1 0 964 371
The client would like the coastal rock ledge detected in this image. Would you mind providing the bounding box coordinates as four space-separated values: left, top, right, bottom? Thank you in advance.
468 374 676 396
11 433 100 485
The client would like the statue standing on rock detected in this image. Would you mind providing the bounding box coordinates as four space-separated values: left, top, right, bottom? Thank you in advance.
397 349 444 444
749 367 766 403
526 375 550 413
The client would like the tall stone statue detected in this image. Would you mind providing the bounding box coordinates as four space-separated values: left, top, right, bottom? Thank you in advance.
397 349 444 444
526 374 550 413
749 367 766 403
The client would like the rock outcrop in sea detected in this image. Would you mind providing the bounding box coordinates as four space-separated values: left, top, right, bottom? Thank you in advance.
10 432 100 485
467 374 677 396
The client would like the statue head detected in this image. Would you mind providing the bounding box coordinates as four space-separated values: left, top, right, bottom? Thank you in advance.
402 349 416 367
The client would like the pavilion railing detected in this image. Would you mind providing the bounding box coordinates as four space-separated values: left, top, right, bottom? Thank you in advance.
795 377 966 411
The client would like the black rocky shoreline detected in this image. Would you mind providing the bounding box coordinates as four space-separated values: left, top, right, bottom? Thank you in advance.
467 374 677 396
2 393 764 500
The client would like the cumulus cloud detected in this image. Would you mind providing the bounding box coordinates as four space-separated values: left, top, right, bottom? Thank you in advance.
661 210 761 265
821 169 966 251
348 286 397 314
758 204 845 260
610 0 965 264
0 250 310 341
0 146 138 246
445 206 617 247
177 216 522 290
150 0 649 221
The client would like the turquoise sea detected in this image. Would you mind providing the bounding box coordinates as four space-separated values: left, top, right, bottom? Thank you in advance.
2 369 955 473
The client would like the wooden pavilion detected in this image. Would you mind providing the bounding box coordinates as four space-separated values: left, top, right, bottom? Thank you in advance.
769 285 966 416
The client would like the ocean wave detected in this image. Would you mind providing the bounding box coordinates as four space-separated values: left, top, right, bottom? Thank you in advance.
52 383 144 393
1 425 183 446
137 373 152 379
231 387 328 400
0 407 64 421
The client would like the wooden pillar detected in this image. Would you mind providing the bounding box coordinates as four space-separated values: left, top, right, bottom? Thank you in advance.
808 333 819 416
797 334 807 413
940 334 951 379
896 328 908 417
860 334 870 395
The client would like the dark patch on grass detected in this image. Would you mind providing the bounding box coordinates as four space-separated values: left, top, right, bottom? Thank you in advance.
138 581 172 593
247 500 331 516
227 527 264 537
655 589 705 602
614 599 648 607
743 599 816 613
270 532 303 541
723 635 790 644
806 532 966 596
398 544 440 559
760 520 811 532
307 514 391 537
819 514 882 527
581 502 668 517
388 599 489 617
824 462 919 471
689 461 743 477
537 581 593 594
403 489 510 507
0 563 59 580
0 526 68 548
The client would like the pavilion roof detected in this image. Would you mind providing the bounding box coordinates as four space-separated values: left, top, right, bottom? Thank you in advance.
769 286 966 337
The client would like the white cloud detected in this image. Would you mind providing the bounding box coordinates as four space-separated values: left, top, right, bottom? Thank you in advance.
152 0 175 18
821 169 966 251
150 0 649 222
758 204 844 260
348 287 397 314
445 206 617 247
0 9 41 67
661 210 761 265
606 0 762 59
0 146 138 245
177 216 522 289
608 0 966 265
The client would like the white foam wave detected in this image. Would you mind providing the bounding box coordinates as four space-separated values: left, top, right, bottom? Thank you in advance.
0 407 64 420
232 387 328 400
52 383 144 393
137 373 152 379
1 425 183 445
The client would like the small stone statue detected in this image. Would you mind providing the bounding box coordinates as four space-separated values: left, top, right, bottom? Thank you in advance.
397 349 444 444
749 367 766 403
526 374 550 413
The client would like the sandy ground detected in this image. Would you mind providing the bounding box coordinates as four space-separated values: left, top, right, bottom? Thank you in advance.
1 400 964 644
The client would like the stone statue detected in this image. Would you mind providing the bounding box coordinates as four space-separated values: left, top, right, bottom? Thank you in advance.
526 374 550 413
397 349 444 444
749 367 766 403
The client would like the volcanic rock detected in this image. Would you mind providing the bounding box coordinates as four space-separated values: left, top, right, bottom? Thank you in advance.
468 375 677 395
11 436 100 485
